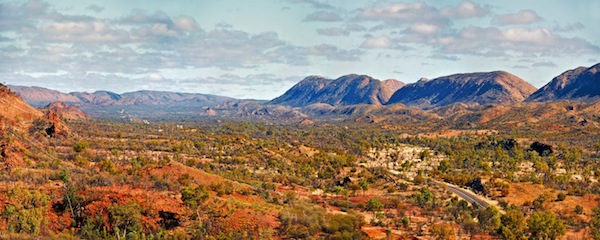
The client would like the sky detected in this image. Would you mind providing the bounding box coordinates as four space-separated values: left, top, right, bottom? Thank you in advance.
1 0 599 99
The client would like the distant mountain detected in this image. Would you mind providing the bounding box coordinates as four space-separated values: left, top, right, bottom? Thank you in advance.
9 86 233 107
7 85 80 107
386 71 536 108
526 63 600 102
8 86 234 118
270 74 404 107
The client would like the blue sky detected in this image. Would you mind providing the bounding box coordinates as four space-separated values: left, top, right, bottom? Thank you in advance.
1 0 599 99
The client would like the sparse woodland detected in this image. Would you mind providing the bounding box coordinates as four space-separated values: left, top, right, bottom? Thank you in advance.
2 114 600 239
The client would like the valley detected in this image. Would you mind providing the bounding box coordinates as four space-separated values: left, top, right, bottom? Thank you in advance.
1 63 600 239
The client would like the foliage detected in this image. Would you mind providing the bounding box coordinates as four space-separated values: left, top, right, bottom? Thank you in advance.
590 208 600 240
412 188 434 208
431 222 455 240
72 141 89 153
478 205 501 233
498 208 526 240
108 202 143 237
366 198 383 213
279 201 325 238
279 201 363 239
181 185 209 210
1 187 50 234
527 210 565 240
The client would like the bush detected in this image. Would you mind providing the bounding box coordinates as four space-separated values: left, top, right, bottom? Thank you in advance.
73 141 89 153
108 202 143 236
1 187 50 234
556 192 567 201
527 211 565 240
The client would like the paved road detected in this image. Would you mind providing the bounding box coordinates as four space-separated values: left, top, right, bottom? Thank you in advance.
444 184 489 208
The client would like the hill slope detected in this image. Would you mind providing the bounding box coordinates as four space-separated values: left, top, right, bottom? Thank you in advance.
270 74 404 107
527 63 600 102
386 71 536 108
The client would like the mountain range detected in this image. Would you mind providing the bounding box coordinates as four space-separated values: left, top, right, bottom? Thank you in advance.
269 74 404 107
526 63 600 102
386 71 536 108
7 63 600 120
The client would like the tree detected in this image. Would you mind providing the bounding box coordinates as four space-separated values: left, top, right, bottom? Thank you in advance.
279 201 325 238
359 179 369 196
590 208 600 240
73 141 89 153
412 188 434 208
366 198 383 214
1 187 50 234
181 185 209 220
527 211 565 240
498 209 526 240
478 205 501 233
108 202 143 239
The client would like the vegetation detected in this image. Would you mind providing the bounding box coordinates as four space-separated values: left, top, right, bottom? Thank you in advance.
1 112 599 238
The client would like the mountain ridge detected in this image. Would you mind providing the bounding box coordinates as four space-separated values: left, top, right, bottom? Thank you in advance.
269 74 405 107
526 63 600 102
386 71 537 108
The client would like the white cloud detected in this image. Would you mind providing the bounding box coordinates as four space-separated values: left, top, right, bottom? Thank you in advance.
492 10 542 25
41 20 130 43
360 36 393 49
358 0 487 28
359 2 444 24
406 23 440 35
173 16 198 32
434 26 600 55
441 1 488 18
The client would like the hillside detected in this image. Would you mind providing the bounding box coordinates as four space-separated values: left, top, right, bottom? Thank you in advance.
270 74 404 107
527 63 600 102
386 71 536 108
0 85 43 124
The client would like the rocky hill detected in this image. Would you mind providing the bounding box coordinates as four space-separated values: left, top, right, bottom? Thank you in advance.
526 63 600 102
386 71 536 108
45 101 90 121
0 84 72 168
270 74 404 107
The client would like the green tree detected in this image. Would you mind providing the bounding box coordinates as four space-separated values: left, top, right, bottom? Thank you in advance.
478 205 501 233
73 141 89 153
2 187 50 234
366 198 383 213
412 188 434 208
108 202 143 239
279 201 325 238
498 209 526 240
359 179 369 196
181 185 210 222
527 211 565 240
